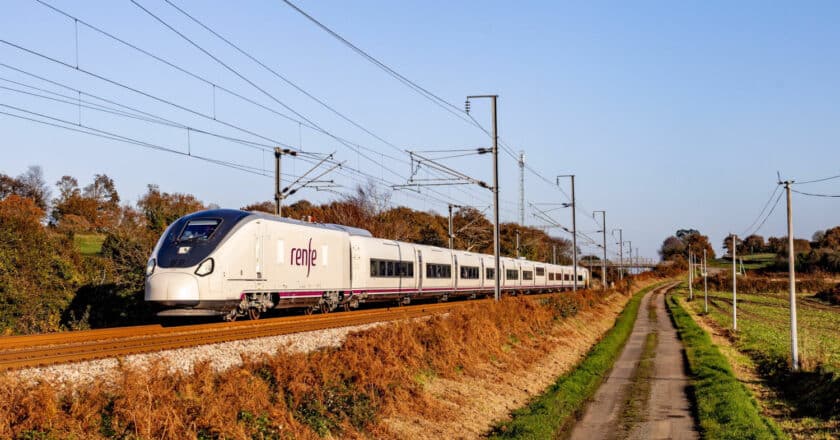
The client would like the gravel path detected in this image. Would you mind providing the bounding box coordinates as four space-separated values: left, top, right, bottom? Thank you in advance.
12 321 385 386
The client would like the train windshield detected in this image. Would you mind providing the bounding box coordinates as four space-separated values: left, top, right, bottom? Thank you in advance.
178 219 220 242
156 209 250 268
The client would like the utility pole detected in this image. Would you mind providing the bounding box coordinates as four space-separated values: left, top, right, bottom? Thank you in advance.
703 248 708 314
732 233 738 332
613 229 623 280
558 175 577 292
519 151 525 226
635 247 639 276
594 210 607 290
274 147 298 217
516 230 521 258
624 240 631 276
688 250 694 300
447 203 462 250
467 94 500 302
782 179 800 371
552 245 557 265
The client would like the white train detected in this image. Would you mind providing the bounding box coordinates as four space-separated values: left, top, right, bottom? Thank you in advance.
144 209 589 320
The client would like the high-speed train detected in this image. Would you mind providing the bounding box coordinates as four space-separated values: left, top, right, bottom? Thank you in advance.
144 209 589 320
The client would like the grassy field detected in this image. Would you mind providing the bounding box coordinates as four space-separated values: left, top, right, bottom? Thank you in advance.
667 294 784 439
488 281 667 438
682 286 840 438
708 253 776 270
73 233 105 256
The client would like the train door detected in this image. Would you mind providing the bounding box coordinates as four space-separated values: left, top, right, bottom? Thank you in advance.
453 254 458 293
254 221 266 292
350 241 362 291
416 249 423 295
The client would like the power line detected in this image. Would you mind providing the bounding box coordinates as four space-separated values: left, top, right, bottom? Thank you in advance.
747 190 785 236
278 0 596 219
163 0 411 160
0 71 276 153
0 103 284 178
791 188 840 198
129 0 492 210
279 0 479 128
740 185 780 237
793 172 840 185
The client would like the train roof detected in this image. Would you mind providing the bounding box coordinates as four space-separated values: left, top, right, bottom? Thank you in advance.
184 209 374 237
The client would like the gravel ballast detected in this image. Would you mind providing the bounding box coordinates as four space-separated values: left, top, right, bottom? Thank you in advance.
13 321 385 386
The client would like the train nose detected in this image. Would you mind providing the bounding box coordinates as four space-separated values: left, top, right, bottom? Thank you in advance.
145 272 200 305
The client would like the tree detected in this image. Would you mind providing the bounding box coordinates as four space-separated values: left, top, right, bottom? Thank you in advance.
659 236 686 261
767 236 812 255
137 184 205 233
0 166 51 214
0 195 81 334
241 201 274 214
723 235 743 255
741 234 766 254
52 174 122 232
817 226 840 251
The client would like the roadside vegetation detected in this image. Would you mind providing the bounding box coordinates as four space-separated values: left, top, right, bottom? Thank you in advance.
655 224 840 438
0 284 642 438
682 286 840 438
0 165 575 335
667 293 784 440
487 282 666 438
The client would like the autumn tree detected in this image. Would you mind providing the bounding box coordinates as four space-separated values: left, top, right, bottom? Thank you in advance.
660 229 714 261
0 195 81 334
137 184 205 233
816 226 840 251
52 174 123 232
659 236 686 261
0 166 51 213
740 234 766 254
722 235 743 255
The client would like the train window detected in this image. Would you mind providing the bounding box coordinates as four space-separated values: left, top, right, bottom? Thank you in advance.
548 273 554 281
564 274 570 281
486 267 495 279
460 266 479 279
426 263 451 279
398 261 414 277
178 219 220 241
370 259 414 277
535 267 545 276
506 269 519 280
578 275 583 281
522 270 533 280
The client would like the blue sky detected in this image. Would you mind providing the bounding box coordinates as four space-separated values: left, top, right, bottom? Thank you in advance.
1 0 839 260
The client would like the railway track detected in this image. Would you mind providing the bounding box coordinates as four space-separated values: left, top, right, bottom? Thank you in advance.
0 295 550 372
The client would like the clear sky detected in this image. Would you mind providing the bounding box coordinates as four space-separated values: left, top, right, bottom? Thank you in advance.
2 0 839 260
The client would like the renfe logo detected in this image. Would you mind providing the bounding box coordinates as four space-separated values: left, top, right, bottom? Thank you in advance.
290 238 317 277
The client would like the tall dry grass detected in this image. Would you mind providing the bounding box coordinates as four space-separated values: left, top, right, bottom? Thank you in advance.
0 287 630 439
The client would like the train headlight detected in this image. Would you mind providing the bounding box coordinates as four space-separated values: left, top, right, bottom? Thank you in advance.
145 258 156 276
195 258 214 277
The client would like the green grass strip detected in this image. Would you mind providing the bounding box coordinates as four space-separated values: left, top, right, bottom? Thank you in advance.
488 282 666 439
666 294 786 440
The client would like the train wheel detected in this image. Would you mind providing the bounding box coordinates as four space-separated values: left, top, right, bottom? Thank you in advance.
248 308 261 320
319 302 330 314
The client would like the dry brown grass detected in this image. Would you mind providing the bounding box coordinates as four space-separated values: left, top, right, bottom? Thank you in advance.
0 280 658 439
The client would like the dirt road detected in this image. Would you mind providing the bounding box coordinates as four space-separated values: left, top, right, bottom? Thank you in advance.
569 284 698 440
